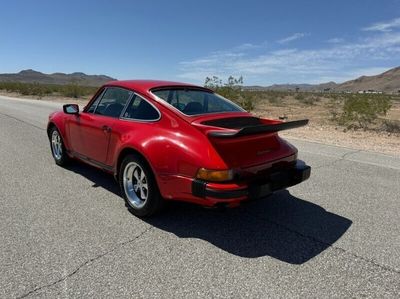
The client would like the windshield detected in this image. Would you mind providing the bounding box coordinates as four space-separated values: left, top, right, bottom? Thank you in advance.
152 88 244 115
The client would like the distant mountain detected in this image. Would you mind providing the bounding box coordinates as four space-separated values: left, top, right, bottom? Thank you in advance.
335 67 400 93
3 66 400 92
244 81 337 92
0 69 116 86
244 66 400 93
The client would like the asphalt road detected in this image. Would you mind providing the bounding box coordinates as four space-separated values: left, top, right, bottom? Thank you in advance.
0 95 399 298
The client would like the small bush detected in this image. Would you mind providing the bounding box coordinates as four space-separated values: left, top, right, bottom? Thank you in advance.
239 95 255 111
294 93 305 101
267 96 280 105
294 93 319 105
62 83 82 98
337 94 392 129
382 120 400 133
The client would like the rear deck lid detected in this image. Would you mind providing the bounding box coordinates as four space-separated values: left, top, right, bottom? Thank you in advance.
192 116 307 168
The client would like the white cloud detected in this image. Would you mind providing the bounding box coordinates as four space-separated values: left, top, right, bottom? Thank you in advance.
327 38 344 43
178 31 400 85
277 33 308 44
233 43 259 51
362 17 400 32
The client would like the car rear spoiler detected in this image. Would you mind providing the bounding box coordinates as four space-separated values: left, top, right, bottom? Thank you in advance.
208 119 309 138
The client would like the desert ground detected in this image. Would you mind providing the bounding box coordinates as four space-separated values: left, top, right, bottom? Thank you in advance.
253 95 400 157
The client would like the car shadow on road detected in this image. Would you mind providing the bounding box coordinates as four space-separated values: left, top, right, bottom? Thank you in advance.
66 162 121 195
146 192 352 264
67 162 352 264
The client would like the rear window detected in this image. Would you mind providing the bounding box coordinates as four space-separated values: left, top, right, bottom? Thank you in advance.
152 88 243 115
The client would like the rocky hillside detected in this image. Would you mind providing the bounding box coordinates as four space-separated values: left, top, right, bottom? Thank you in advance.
246 66 400 93
335 67 400 93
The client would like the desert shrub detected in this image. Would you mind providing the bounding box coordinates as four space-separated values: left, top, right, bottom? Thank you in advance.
240 94 255 111
327 96 344 121
62 83 83 98
204 75 256 111
267 96 280 105
303 95 319 105
382 120 400 133
294 93 320 105
294 93 305 101
263 90 286 105
337 94 392 129
326 93 339 100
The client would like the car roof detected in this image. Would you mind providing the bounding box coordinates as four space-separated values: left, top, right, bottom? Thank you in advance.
104 80 211 94
99 79 249 122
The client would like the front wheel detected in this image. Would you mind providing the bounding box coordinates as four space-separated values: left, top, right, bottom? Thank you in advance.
119 154 164 217
49 127 69 166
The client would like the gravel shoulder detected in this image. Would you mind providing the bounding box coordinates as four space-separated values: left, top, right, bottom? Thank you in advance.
281 125 400 157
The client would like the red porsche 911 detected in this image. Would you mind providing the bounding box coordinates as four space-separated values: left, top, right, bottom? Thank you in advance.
47 80 311 216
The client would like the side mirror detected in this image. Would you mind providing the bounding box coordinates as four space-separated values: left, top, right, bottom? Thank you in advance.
63 104 79 115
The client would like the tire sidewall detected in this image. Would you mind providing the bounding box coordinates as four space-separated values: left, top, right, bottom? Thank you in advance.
49 127 68 166
119 154 163 217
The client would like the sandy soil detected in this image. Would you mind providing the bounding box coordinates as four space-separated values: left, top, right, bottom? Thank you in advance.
1 91 399 157
253 96 400 157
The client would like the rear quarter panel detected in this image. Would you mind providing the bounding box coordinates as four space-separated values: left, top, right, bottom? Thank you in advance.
109 108 228 185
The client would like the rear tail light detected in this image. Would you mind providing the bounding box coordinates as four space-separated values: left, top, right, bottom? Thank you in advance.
196 168 233 182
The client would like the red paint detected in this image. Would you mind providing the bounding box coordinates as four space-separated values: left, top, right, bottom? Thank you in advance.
48 80 306 206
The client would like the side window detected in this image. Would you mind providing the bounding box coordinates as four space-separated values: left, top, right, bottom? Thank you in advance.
86 89 104 113
94 87 132 118
123 95 160 120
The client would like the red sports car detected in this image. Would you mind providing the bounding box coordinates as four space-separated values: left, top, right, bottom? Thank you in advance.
47 80 311 216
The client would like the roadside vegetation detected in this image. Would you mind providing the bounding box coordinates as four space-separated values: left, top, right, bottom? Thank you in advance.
0 81 97 98
204 76 255 111
204 76 400 134
1 78 399 134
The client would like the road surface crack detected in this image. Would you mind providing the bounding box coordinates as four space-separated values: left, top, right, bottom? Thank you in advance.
265 218 400 276
0 111 45 131
16 226 154 299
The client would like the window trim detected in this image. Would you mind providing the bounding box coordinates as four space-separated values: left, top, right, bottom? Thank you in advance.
150 87 245 117
85 87 106 114
119 92 161 122
89 87 134 119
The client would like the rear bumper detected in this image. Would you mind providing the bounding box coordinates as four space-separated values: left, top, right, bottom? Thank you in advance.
192 160 311 201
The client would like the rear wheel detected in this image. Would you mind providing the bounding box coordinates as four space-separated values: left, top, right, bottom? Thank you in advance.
119 154 164 217
49 127 69 166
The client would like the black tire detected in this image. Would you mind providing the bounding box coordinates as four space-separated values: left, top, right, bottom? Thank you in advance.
49 126 69 166
118 154 164 217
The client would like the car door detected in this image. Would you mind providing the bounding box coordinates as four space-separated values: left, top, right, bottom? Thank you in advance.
104 93 161 165
68 87 133 165
67 88 104 158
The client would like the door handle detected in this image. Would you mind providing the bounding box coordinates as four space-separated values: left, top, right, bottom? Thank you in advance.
101 125 112 133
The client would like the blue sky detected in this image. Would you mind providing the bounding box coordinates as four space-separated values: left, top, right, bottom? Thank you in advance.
1 0 400 85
